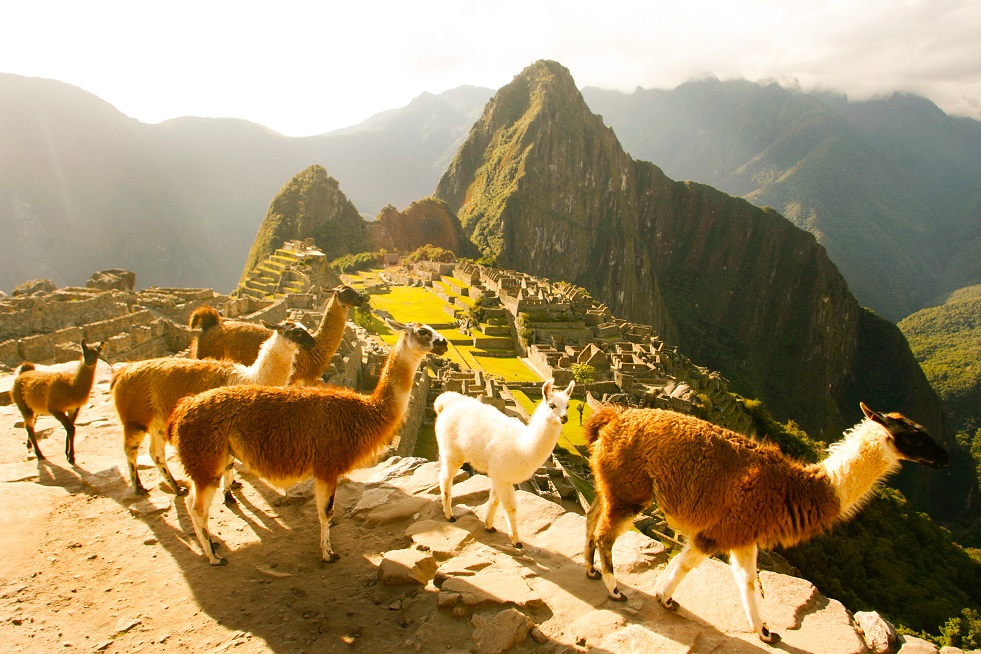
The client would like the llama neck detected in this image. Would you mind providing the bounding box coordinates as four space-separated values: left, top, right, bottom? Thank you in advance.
372 335 423 422
72 359 99 395
311 296 348 356
516 404 564 462
245 333 295 386
818 419 901 518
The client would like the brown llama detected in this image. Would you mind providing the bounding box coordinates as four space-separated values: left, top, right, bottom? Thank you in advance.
189 285 367 385
583 403 948 644
111 320 314 498
12 339 106 464
168 319 448 565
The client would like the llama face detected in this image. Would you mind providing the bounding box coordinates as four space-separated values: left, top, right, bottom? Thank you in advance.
861 402 948 469
333 285 369 308
543 379 576 424
80 339 106 366
387 319 449 356
263 320 317 351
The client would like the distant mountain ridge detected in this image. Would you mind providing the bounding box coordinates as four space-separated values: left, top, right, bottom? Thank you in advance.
2 71 976 323
582 80 981 320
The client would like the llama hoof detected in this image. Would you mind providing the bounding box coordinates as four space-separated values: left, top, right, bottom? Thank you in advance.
229 480 243 490
660 597 679 612
610 588 628 602
323 552 341 563
485 526 497 533
513 542 523 549
223 491 238 505
759 628 780 645
134 486 150 496
67 457 76 466
175 485 189 497
209 556 228 567
586 568 601 580
447 516 457 523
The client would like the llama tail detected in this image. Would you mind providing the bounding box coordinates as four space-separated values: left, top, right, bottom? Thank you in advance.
15 362 35 375
583 405 623 446
189 305 221 330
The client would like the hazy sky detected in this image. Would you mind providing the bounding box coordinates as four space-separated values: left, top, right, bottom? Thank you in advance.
3 0 979 136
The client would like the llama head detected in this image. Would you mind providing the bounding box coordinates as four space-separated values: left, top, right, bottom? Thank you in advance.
329 284 369 308
384 319 449 357
80 339 106 366
860 402 948 469
542 379 576 424
262 320 317 351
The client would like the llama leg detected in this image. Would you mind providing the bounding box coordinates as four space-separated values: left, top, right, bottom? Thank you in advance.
50 410 76 465
484 484 500 534
23 413 44 461
596 510 637 601
730 545 778 644
220 457 237 505
123 425 149 495
185 480 225 565
584 496 605 579
439 457 461 522
149 430 185 495
656 543 710 610
315 477 340 562
495 481 522 548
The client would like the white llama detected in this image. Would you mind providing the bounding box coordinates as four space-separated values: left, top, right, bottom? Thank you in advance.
434 379 575 547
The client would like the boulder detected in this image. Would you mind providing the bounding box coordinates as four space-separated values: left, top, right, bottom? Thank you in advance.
855 610 898 654
470 608 534 654
377 548 438 586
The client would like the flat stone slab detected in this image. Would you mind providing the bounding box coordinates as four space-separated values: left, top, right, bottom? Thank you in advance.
406 519 477 557
441 569 542 607
81 465 129 495
128 496 173 517
377 548 438 586
596 624 700 654
349 487 432 525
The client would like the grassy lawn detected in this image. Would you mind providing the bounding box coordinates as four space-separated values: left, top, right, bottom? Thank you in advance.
474 355 541 383
368 286 456 326
510 389 593 456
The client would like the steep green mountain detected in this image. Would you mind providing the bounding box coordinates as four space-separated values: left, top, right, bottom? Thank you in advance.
240 165 367 283
582 80 981 321
436 60 956 516
899 285 981 436
0 73 488 293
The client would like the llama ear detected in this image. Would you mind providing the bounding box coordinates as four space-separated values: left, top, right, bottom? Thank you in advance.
385 318 407 332
860 402 884 424
564 380 576 396
260 320 278 330
542 379 555 399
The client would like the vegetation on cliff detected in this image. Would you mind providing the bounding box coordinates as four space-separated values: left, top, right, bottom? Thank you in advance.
240 165 367 285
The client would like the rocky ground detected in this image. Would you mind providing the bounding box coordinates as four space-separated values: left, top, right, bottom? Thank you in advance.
0 363 960 653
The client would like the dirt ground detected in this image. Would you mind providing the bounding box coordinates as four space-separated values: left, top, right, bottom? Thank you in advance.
0 362 488 654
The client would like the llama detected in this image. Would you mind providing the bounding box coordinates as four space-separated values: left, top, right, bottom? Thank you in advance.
582 402 948 644
190 285 367 385
111 320 315 499
12 339 107 465
434 379 575 547
168 319 448 565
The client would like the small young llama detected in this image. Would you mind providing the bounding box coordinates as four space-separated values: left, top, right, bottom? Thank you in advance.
12 338 106 464
111 320 315 498
583 402 948 644
190 284 367 385
168 319 448 565
434 379 575 547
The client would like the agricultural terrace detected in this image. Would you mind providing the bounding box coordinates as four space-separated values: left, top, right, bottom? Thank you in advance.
349 272 540 384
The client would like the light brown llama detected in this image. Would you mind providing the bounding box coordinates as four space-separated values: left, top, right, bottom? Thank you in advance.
189 285 367 385
168 319 448 565
111 320 314 498
583 403 948 644
12 339 106 465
